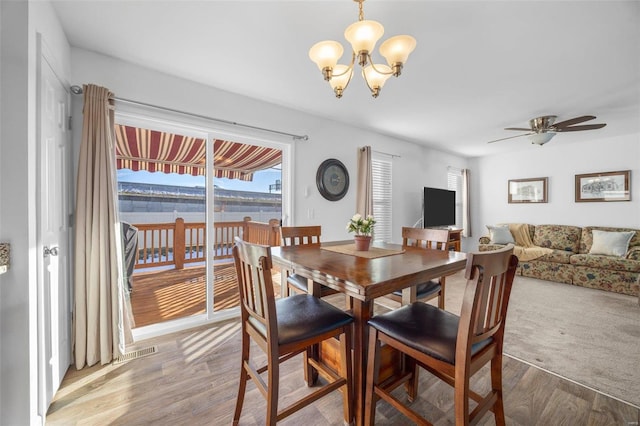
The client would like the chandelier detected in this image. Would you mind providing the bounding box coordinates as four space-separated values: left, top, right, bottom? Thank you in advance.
308 0 416 98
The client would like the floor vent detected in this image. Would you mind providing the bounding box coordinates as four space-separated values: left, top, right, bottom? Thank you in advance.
113 345 158 365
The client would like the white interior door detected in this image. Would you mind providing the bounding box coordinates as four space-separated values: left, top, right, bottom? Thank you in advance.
37 51 71 415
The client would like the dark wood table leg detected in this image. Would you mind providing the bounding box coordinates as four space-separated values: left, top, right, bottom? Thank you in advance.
352 298 373 426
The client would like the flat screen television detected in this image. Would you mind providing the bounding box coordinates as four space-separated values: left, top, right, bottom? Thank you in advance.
423 187 456 228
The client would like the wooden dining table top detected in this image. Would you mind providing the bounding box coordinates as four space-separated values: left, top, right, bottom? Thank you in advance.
270 240 468 301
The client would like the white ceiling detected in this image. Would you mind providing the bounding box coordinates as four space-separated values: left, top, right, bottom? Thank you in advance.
51 0 640 157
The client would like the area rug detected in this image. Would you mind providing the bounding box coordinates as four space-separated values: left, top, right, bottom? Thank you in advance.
443 272 640 408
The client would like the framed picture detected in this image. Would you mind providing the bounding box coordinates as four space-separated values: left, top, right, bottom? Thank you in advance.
508 177 548 203
575 170 631 202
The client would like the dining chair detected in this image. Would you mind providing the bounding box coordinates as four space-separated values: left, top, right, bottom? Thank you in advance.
364 245 518 425
280 225 341 298
232 237 354 426
386 227 451 308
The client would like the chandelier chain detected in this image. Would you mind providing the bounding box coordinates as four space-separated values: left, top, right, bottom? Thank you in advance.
358 0 364 21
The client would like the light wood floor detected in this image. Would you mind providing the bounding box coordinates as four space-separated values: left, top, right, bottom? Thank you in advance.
47 313 639 425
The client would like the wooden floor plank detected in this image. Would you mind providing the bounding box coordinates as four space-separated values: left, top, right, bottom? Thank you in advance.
47 319 639 425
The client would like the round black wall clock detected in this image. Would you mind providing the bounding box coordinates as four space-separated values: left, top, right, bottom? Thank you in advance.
316 158 349 201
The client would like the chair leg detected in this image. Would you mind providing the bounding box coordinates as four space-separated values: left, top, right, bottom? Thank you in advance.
364 328 382 426
491 352 506 426
266 355 279 426
345 294 353 311
303 346 317 387
453 368 471 426
339 328 354 425
233 331 250 425
404 355 419 403
438 277 446 309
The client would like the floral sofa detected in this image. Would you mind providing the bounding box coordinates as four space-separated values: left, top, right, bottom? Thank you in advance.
478 224 640 296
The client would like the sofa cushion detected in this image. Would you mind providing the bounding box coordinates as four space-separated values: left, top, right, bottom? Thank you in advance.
478 243 506 252
536 249 573 264
572 267 640 296
627 247 640 261
486 225 515 244
579 226 640 254
589 230 635 257
570 253 640 273
533 225 582 252
519 260 573 284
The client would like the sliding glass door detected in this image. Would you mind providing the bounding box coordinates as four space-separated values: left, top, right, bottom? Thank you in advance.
114 113 290 336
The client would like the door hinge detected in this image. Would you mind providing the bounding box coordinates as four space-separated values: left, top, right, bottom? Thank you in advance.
68 116 72 131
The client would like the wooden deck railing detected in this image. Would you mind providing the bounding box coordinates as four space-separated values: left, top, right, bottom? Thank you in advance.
132 216 280 270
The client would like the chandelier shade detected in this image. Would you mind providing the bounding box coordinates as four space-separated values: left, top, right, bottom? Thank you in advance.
329 64 354 98
344 20 384 54
308 41 344 75
309 0 416 98
363 64 392 93
380 35 417 74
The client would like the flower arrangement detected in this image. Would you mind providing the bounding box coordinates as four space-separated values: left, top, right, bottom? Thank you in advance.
346 213 376 236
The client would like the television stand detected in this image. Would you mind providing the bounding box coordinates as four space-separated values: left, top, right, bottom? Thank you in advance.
426 227 462 251
447 228 462 251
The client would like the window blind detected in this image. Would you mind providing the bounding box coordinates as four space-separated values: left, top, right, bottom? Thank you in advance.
448 167 462 227
372 158 392 242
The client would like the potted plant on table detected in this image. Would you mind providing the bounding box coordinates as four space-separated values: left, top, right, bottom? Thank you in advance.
346 213 376 251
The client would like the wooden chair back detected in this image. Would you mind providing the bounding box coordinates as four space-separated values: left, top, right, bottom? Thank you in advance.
233 236 276 336
364 244 518 425
232 236 354 425
402 227 450 251
459 245 519 357
280 225 321 247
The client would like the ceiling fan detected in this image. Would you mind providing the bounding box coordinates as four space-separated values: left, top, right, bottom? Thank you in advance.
488 115 607 145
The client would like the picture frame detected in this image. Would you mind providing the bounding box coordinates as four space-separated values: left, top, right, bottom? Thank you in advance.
508 177 548 203
575 170 631 202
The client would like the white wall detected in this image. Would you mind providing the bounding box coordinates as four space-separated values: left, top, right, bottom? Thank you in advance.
469 133 640 250
0 1 71 423
70 48 468 244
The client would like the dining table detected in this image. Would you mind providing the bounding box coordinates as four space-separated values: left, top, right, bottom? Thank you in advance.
270 240 467 426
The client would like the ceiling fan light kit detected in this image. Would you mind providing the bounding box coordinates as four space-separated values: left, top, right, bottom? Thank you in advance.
309 0 416 98
528 132 556 145
488 114 606 145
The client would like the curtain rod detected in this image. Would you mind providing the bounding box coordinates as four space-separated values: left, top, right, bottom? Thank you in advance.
70 85 309 141
372 149 400 158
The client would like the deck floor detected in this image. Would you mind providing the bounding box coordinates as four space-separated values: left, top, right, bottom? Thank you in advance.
130 263 281 328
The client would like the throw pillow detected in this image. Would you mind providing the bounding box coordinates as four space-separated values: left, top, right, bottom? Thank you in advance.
589 230 635 257
487 225 515 245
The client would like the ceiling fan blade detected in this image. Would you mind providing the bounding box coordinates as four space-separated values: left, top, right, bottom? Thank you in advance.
487 132 533 143
553 115 596 129
554 123 607 132
504 127 532 131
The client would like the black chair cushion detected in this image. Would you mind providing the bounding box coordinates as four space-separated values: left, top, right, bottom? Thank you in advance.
392 280 441 298
368 303 492 364
288 274 337 297
275 295 353 345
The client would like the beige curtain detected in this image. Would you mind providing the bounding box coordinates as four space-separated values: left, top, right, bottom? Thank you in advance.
462 168 472 238
356 146 373 217
74 84 132 369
